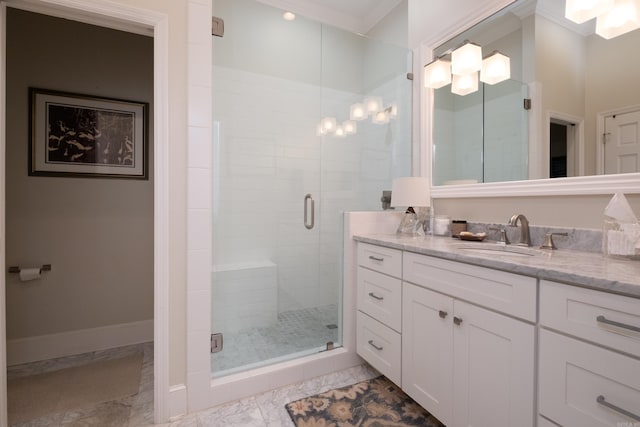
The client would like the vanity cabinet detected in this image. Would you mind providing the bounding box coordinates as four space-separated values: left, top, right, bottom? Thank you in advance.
356 243 402 385
539 280 640 426
402 253 535 427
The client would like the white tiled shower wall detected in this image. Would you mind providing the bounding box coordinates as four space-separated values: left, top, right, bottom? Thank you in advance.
212 65 410 318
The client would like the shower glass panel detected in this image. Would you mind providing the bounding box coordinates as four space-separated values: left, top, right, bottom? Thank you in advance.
211 0 412 378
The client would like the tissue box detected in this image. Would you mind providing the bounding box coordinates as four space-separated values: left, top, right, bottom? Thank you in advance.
603 219 640 259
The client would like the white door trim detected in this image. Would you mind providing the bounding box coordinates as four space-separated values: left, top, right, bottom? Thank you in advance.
0 0 170 424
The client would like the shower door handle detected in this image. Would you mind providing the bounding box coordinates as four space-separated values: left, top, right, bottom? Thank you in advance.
304 194 315 230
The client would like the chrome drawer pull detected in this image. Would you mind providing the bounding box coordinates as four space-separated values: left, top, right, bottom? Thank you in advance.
596 315 640 334
368 340 383 351
368 292 384 301
368 255 384 262
453 316 463 326
597 395 640 421
438 310 448 319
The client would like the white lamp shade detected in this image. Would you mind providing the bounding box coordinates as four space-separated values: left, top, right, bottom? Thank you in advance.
334 126 346 137
364 96 383 114
451 72 479 96
343 120 357 134
321 116 337 133
481 51 511 85
391 177 430 208
565 0 614 23
451 41 482 75
424 58 452 89
595 0 640 39
350 103 367 121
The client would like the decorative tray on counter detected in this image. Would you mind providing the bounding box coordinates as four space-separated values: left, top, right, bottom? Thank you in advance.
457 231 487 242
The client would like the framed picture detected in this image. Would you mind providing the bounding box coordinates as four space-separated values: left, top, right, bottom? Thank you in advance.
29 88 148 179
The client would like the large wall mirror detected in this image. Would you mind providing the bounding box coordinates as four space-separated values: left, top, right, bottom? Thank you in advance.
428 0 640 197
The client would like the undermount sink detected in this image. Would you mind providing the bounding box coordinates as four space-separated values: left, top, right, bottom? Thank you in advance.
455 244 546 257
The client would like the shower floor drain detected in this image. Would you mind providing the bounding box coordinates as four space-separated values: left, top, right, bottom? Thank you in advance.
326 324 338 329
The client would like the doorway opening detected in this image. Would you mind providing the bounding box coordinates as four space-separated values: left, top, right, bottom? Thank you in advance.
549 116 581 178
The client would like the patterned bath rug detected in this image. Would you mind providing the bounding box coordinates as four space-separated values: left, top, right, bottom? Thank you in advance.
285 376 445 427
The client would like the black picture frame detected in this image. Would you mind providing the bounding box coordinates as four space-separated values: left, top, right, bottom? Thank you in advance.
29 88 148 179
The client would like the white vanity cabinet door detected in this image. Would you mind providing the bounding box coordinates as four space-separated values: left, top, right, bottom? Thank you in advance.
357 267 402 332
402 283 454 426
539 329 640 427
402 282 535 427
356 311 401 385
452 299 535 427
357 242 402 278
540 280 640 357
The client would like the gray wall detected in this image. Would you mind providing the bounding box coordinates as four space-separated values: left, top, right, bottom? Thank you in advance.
6 8 153 340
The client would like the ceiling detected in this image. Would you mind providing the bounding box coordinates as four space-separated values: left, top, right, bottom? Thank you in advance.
255 0 403 34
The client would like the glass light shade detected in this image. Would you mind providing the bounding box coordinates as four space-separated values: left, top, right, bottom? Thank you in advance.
424 58 452 89
334 126 346 137
595 0 640 39
451 41 482 75
451 72 479 96
565 0 614 23
481 51 511 85
321 116 337 133
390 177 430 208
364 96 383 114
343 120 357 134
349 103 367 121
372 110 390 124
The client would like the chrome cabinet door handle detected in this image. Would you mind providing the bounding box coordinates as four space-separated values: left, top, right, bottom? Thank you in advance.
304 194 315 230
597 395 640 421
597 315 640 334
368 340 383 351
368 292 384 301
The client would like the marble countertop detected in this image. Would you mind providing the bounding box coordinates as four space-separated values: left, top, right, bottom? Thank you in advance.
354 234 640 298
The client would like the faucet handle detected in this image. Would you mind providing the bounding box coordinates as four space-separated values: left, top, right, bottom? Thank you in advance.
540 232 568 250
489 227 510 245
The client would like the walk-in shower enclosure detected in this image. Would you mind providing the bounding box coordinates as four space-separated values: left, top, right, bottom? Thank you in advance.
211 0 412 377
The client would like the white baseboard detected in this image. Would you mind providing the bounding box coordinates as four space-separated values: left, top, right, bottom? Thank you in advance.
168 384 187 420
7 319 153 366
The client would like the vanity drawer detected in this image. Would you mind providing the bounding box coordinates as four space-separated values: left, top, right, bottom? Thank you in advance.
540 280 640 357
357 267 402 332
403 252 537 322
357 243 402 278
357 311 401 386
539 329 640 426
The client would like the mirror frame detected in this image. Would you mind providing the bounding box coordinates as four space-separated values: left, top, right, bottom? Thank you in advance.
418 0 640 198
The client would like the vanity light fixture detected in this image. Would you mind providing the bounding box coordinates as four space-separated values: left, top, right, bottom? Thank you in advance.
334 126 346 137
595 0 640 39
451 72 479 96
480 51 511 85
372 110 390 124
565 0 614 24
451 41 483 76
424 58 452 89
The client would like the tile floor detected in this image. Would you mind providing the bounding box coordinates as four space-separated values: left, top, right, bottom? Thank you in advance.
212 304 340 375
7 342 154 426
7 340 380 427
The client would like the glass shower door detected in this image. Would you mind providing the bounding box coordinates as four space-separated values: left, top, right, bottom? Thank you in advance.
211 0 412 378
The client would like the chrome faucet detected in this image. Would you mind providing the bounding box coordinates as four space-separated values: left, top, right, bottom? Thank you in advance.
508 214 531 247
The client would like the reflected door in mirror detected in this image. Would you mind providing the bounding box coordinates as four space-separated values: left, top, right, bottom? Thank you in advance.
604 110 640 174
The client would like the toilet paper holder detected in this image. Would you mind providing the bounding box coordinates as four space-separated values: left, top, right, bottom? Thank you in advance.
8 264 51 274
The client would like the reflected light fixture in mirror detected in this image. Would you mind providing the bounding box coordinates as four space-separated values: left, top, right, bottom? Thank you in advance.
350 103 366 120
343 120 356 134
364 96 383 115
480 51 511 84
282 11 296 21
